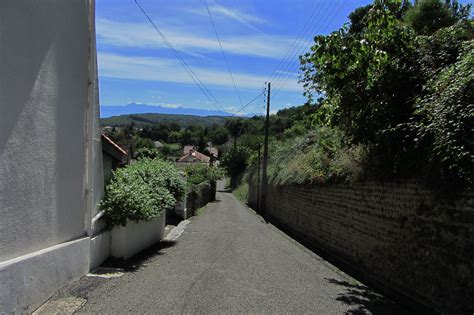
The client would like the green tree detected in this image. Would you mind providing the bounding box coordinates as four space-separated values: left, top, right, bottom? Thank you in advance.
220 146 250 186
404 0 471 35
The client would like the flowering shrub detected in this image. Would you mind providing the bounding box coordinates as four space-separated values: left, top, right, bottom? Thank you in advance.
100 158 186 228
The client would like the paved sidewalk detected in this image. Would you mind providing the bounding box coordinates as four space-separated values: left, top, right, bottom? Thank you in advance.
52 181 408 314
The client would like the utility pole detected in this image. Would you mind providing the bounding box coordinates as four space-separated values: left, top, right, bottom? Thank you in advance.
256 143 261 213
261 82 270 215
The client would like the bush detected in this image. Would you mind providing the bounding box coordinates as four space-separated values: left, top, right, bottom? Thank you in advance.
184 164 222 186
134 147 162 160
220 146 251 179
413 41 474 187
265 128 365 186
100 158 186 228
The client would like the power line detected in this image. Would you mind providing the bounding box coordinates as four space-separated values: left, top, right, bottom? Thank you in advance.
271 0 336 93
234 90 265 114
266 2 324 84
272 0 346 98
134 0 227 113
205 0 244 108
241 0 333 113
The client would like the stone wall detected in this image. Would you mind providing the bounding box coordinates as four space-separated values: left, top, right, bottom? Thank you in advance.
186 181 216 217
248 181 474 313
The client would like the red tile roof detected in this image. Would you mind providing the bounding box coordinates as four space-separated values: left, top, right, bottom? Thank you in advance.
178 149 210 163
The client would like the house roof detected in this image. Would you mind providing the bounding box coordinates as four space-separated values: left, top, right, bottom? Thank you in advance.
154 141 164 148
178 150 210 163
183 145 195 155
101 133 127 161
206 146 218 157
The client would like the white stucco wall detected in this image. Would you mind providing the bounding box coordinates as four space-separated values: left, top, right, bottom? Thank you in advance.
0 0 97 261
0 0 103 312
111 213 166 259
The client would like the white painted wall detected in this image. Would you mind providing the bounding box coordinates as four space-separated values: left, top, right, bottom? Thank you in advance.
0 0 102 312
90 231 111 269
0 238 90 313
111 213 166 259
0 0 95 261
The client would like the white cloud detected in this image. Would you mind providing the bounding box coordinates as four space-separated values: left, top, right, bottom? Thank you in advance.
276 70 299 76
96 18 308 59
98 53 302 92
184 3 266 32
211 4 264 23
125 101 182 108
160 103 181 108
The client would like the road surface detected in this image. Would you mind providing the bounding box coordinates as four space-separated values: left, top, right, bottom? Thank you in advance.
54 181 407 314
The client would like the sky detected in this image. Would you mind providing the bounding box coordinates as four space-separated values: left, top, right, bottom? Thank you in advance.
95 0 471 115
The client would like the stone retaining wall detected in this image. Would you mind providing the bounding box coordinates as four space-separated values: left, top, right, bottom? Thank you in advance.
249 181 474 313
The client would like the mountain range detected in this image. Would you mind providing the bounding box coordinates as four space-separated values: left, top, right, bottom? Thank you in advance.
100 103 237 118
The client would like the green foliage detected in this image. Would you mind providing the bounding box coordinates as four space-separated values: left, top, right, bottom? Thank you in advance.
412 41 474 186
300 2 420 144
299 0 473 190
404 0 471 35
417 22 473 76
100 159 186 228
184 164 222 186
134 147 162 160
220 146 251 179
195 207 205 216
264 128 365 186
233 180 249 203
207 125 229 145
101 113 239 129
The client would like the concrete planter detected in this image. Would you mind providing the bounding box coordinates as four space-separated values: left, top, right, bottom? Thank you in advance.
110 212 166 259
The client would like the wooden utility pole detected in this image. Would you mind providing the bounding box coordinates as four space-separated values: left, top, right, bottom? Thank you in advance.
256 143 261 213
261 82 271 215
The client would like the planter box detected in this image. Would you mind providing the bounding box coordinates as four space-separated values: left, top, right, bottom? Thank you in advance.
110 212 166 259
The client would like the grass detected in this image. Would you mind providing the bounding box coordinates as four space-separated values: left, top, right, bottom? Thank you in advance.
195 207 205 216
233 181 249 203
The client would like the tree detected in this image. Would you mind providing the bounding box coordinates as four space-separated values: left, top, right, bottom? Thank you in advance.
225 119 245 147
348 4 373 34
220 146 250 186
404 0 471 35
300 0 420 144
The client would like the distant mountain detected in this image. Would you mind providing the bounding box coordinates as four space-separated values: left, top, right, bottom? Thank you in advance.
100 103 234 118
100 113 242 128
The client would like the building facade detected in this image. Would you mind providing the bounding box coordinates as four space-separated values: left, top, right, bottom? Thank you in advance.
0 1 103 312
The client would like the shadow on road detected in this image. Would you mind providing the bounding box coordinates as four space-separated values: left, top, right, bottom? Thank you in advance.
326 278 409 315
102 241 177 273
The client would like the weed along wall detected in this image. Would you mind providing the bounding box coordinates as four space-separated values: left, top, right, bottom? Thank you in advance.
248 181 474 312
186 181 217 217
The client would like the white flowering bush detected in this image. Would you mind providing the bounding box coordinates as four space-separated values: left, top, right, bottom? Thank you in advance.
100 158 186 228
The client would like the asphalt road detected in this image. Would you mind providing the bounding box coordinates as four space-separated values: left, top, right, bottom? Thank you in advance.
67 180 407 314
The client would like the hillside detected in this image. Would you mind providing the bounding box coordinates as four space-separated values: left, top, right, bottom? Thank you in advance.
100 113 242 128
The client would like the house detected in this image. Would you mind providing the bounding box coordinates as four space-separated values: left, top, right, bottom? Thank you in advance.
183 145 195 155
154 140 164 148
177 149 211 165
101 133 127 183
205 146 219 158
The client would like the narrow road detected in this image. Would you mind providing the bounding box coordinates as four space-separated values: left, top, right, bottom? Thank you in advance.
67 180 406 314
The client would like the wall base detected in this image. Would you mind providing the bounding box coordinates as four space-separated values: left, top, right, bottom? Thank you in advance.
0 237 90 313
111 212 166 259
90 231 110 269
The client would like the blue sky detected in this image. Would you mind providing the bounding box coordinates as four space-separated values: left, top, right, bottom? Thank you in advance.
95 0 471 115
